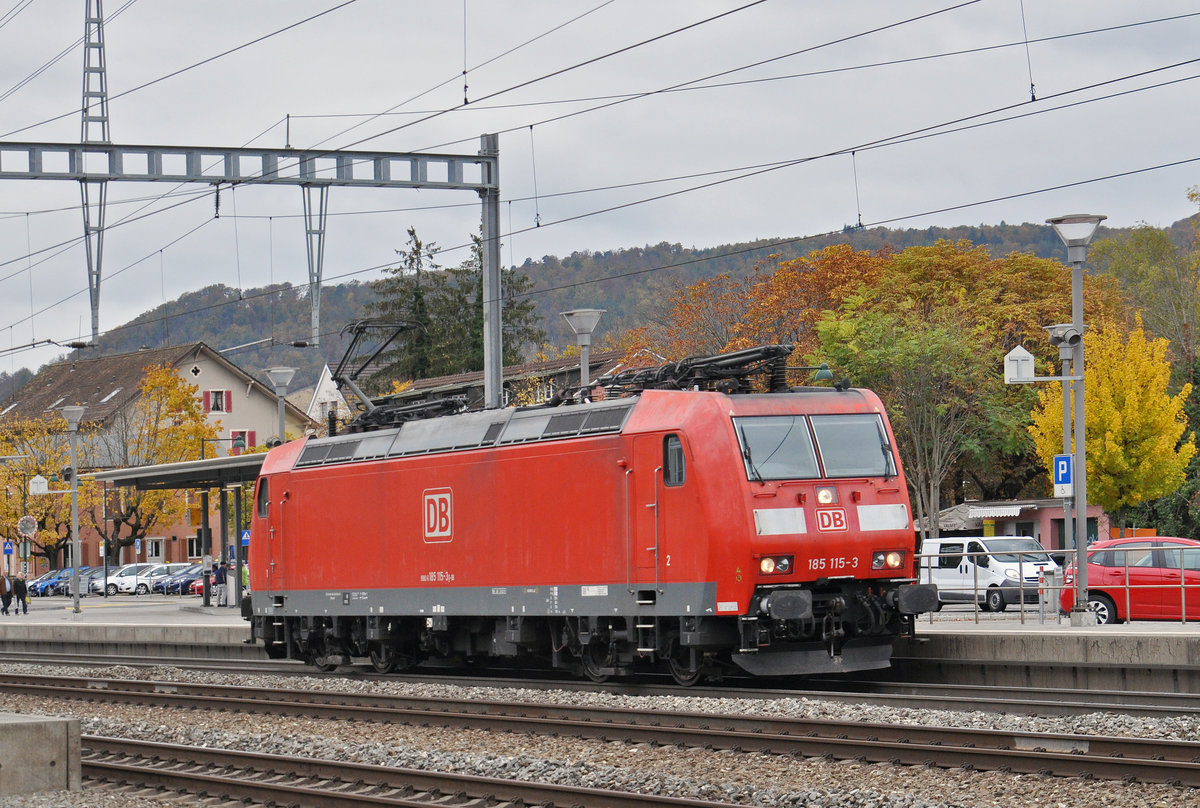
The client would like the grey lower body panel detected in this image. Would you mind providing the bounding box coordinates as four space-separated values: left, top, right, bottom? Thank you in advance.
251 581 717 619
731 637 894 676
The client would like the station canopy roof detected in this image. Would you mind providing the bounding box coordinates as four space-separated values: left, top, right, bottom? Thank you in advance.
88 454 264 491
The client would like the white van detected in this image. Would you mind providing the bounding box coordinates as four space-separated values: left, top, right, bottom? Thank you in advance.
921 536 1059 612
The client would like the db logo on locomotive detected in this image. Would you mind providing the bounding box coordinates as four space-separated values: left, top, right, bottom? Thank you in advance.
815 508 848 531
423 488 453 543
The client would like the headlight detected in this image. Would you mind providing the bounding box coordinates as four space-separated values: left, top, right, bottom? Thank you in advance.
872 550 905 569
815 487 838 505
759 555 794 576
1005 568 1019 580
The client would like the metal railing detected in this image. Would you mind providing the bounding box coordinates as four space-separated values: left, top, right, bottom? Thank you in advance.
917 549 1063 625
918 546 1200 624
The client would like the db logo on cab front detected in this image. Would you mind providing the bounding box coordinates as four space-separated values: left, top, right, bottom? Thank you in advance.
423 488 453 543
815 508 848 532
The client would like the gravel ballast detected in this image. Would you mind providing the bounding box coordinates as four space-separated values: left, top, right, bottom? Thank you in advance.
0 663 1195 808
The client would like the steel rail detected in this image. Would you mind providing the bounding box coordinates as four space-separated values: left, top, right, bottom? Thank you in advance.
9 674 1200 786
6 649 1200 718
83 735 737 808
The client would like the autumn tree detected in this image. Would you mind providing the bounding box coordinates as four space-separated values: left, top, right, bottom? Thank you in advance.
88 364 217 565
0 413 102 570
1090 221 1200 379
736 245 888 356
817 300 1001 539
1029 319 1195 533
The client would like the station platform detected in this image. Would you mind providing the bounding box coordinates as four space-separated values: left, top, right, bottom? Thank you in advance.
0 596 255 660
1 599 1198 690
897 608 1200 691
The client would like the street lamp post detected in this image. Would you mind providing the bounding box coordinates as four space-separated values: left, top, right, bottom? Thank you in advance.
1047 213 1106 627
60 405 85 615
561 309 605 394
264 367 297 445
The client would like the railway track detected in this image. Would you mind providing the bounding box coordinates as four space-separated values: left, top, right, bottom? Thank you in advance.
4 650 1200 719
82 735 745 807
9 672 1200 787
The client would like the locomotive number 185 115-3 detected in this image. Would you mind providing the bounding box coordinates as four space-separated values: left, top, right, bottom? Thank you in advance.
806 556 860 571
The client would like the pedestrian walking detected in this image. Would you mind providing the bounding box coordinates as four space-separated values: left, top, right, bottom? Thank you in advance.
0 574 11 615
11 576 26 615
214 562 227 605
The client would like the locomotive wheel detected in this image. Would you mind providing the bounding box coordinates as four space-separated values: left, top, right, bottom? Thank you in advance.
667 639 702 687
368 645 397 674
307 642 339 672
580 643 613 683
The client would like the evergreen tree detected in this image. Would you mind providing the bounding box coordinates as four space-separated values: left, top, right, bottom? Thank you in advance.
368 229 545 386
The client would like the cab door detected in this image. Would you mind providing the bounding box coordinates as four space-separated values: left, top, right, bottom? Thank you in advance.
256 476 286 592
632 435 662 589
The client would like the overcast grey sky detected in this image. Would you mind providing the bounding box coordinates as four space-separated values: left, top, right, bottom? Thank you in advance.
0 0 1197 373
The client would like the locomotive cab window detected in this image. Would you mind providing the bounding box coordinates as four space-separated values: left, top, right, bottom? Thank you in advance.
664 434 685 486
255 479 269 518
732 415 819 480
810 413 898 478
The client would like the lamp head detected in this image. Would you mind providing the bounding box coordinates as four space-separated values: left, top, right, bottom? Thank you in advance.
59 405 85 431
264 366 297 391
561 309 605 342
1046 214 1106 249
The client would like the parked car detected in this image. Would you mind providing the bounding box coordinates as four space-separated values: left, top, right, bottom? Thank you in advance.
29 568 75 597
116 562 191 595
64 567 107 597
154 563 202 595
188 573 213 596
1059 536 1200 623
922 536 1059 612
25 569 61 597
92 563 156 596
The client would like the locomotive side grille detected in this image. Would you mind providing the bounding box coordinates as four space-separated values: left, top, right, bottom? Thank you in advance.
296 443 333 467
294 400 635 469
582 407 630 432
544 412 588 436
325 440 361 461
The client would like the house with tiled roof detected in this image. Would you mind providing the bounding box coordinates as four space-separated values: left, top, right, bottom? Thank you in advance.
0 343 314 574
3 343 313 458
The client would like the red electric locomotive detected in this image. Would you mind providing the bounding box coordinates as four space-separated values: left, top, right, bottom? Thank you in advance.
245 343 936 683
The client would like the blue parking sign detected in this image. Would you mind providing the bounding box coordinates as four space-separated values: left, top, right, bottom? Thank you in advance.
1053 454 1072 497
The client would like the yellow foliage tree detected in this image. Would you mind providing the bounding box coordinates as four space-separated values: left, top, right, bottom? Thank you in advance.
1029 319 1195 525
0 413 102 571
89 364 217 564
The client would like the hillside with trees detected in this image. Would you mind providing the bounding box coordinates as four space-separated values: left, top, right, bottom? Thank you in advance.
2 217 1191 402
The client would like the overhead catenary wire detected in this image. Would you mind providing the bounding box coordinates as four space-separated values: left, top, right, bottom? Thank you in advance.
0 52 1194 292
0 6 1194 355
0 0 361 139
3 150 1196 361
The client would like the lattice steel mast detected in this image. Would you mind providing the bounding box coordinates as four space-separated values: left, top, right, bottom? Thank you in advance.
80 0 110 343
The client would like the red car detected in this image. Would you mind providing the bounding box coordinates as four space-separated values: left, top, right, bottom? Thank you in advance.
1059 537 1200 623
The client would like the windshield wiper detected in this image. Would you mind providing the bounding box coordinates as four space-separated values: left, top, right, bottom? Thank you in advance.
739 426 765 485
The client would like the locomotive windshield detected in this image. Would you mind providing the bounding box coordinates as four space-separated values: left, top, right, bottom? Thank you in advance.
734 413 896 480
